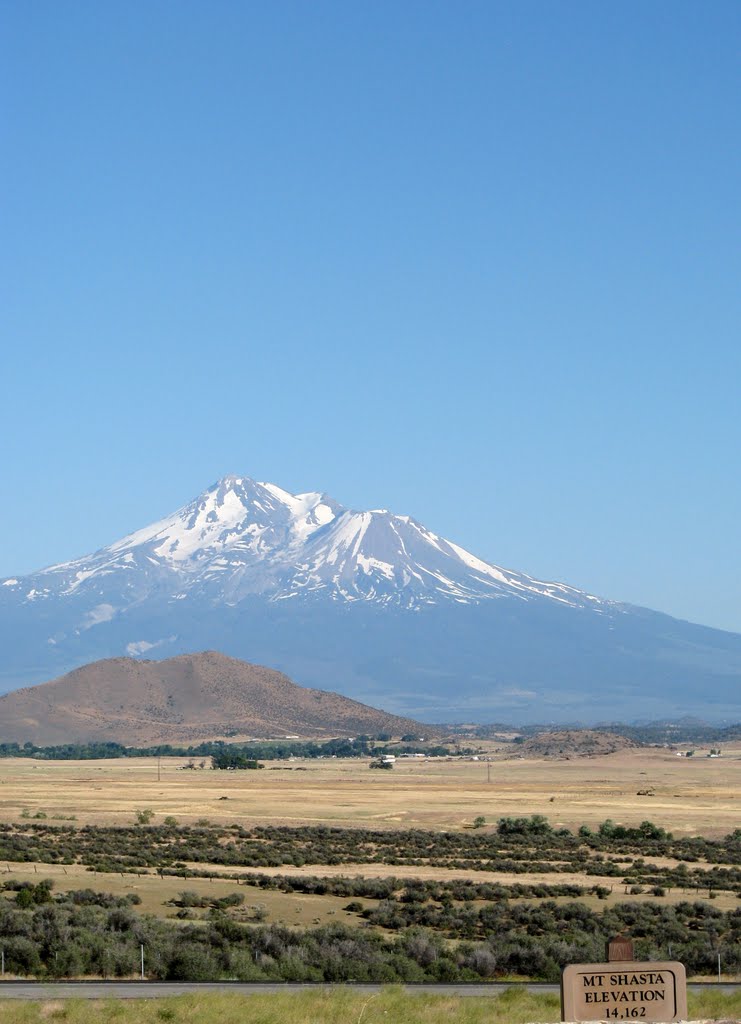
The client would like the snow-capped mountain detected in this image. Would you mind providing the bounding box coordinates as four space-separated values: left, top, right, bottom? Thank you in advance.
14 475 607 612
1 475 740 722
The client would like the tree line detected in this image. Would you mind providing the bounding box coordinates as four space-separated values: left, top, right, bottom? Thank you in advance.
0 737 457 761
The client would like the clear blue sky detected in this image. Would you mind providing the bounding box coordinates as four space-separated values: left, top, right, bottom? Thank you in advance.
2 1 740 631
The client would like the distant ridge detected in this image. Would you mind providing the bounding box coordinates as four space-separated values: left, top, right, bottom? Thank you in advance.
0 651 428 746
508 729 640 759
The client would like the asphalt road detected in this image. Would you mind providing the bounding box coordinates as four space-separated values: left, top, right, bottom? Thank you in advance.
0 981 737 1000
0 982 553 999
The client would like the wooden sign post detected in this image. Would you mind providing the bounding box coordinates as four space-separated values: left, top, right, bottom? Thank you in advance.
561 937 687 1022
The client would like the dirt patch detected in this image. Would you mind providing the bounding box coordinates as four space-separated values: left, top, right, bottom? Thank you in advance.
39 1002 66 1018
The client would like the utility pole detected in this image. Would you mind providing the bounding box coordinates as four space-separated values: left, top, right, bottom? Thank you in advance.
141 944 145 980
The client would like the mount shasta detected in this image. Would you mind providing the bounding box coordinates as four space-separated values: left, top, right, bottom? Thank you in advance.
1 475 739 722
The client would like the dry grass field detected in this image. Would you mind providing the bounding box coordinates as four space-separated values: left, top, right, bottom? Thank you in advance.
0 860 375 928
0 743 739 836
1 745 740 986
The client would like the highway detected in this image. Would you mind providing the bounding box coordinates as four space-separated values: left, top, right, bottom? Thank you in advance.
0 981 738 999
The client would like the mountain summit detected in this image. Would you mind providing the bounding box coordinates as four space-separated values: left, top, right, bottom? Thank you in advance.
1 475 740 722
22 475 606 611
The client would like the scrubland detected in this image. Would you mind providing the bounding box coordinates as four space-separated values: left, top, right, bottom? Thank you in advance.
0 745 739 988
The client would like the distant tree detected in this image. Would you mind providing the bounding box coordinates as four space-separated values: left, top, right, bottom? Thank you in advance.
211 752 264 770
497 814 552 836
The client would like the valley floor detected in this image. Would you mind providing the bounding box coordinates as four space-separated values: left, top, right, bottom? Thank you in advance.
1 746 739 988
1 743 739 835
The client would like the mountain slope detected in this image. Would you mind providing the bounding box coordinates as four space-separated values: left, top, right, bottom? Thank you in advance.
0 651 427 745
1 475 740 722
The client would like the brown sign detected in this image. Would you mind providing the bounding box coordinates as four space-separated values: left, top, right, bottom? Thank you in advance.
561 960 687 1022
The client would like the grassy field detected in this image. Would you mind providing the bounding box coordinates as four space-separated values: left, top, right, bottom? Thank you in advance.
1 743 740 836
0 988 739 1024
